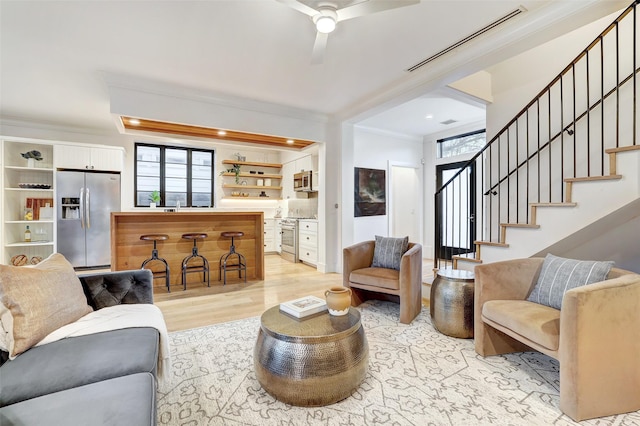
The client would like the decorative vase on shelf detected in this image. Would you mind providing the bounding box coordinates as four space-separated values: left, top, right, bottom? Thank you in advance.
27 158 35 168
150 203 157 209
325 286 352 316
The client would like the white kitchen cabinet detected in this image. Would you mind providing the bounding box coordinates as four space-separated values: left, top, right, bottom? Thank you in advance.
298 219 317 266
263 218 276 252
295 155 313 173
275 219 282 253
281 161 295 200
54 144 123 172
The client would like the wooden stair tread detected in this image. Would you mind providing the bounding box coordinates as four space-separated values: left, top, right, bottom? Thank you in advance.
605 145 640 154
474 241 509 247
564 175 622 182
530 202 577 207
500 223 540 228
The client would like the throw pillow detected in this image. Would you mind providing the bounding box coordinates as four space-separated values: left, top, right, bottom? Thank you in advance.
0 253 93 359
526 253 614 309
371 235 409 271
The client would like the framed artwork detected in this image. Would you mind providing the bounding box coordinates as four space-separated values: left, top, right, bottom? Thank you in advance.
354 167 386 217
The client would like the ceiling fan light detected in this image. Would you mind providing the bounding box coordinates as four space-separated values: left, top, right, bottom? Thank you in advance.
315 16 336 33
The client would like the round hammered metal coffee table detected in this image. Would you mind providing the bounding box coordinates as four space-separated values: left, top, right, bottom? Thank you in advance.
254 305 369 406
430 268 475 338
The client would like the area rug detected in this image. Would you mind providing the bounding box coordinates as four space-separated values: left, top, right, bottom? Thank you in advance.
157 301 640 425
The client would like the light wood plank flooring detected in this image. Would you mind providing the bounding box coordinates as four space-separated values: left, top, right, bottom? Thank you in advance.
154 254 342 332
85 254 433 332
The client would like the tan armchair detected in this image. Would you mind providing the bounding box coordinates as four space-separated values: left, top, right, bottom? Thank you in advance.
343 240 422 324
474 258 640 421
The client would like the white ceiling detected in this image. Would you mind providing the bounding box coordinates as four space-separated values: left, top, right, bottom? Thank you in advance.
0 0 629 141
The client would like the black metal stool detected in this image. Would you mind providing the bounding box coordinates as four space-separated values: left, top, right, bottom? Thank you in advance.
219 231 247 285
140 234 171 292
181 233 210 290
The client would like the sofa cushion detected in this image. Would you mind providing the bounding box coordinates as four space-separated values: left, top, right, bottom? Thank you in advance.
526 254 614 309
0 253 93 358
482 300 560 351
0 327 159 407
0 373 155 426
350 267 400 290
371 235 408 270
79 269 154 310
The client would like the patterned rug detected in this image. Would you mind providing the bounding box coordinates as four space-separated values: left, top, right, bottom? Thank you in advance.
157 301 640 425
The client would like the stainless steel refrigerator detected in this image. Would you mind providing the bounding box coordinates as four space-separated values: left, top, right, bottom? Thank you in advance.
56 171 121 268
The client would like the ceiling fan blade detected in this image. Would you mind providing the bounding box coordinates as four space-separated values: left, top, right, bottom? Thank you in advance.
276 0 318 17
337 0 419 22
311 31 328 65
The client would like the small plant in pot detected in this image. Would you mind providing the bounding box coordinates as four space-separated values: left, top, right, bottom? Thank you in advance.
220 164 242 184
149 190 161 208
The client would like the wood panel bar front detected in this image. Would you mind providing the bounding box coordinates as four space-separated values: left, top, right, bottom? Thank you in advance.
111 212 264 289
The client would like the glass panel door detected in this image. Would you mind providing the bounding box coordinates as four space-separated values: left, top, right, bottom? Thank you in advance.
436 161 476 260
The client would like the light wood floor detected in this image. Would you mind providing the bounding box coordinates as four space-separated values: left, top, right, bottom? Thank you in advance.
153 255 340 332
153 254 433 332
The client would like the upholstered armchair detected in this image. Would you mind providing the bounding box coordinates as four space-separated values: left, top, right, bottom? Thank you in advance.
474 257 640 421
343 240 422 324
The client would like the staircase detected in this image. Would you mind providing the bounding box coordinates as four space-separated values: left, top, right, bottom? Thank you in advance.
435 1 640 271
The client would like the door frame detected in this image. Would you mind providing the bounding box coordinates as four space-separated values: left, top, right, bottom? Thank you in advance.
388 160 423 244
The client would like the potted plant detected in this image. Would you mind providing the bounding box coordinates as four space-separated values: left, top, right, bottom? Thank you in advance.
149 190 161 208
220 164 242 184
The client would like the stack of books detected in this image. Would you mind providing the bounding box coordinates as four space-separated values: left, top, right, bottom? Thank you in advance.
279 295 327 318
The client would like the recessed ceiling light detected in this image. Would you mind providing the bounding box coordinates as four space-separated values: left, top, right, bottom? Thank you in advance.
217 130 227 136
286 139 295 144
129 118 140 125
425 114 434 120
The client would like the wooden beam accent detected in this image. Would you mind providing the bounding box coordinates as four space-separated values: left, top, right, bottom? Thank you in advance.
121 116 317 150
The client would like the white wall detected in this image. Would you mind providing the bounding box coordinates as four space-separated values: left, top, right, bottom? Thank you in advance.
486 11 620 137
345 127 423 247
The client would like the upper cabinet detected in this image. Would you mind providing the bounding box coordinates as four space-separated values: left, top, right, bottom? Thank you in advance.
294 155 313 173
282 154 318 199
54 145 124 172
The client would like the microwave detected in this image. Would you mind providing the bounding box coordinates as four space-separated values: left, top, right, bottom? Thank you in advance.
294 171 314 192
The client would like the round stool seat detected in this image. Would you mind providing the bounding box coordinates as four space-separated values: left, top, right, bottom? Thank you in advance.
182 233 208 240
221 231 244 238
140 234 170 292
140 234 169 241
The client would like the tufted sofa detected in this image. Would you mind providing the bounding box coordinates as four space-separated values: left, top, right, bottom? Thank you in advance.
0 268 162 425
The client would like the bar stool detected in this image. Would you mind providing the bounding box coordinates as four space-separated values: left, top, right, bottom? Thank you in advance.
140 234 170 292
219 231 247 285
181 233 210 290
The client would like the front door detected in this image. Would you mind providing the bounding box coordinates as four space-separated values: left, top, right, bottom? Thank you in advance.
436 161 476 260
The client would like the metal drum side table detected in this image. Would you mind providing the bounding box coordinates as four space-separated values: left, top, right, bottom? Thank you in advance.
430 269 475 338
254 306 369 407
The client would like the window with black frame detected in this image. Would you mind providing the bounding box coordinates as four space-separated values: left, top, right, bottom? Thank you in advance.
437 129 486 158
134 143 214 208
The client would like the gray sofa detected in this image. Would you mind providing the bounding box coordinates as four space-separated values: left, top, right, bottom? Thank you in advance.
0 269 160 426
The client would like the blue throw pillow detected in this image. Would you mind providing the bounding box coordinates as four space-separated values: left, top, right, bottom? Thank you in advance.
527 253 614 309
371 235 409 271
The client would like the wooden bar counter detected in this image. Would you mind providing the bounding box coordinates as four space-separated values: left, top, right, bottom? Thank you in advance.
111 211 264 289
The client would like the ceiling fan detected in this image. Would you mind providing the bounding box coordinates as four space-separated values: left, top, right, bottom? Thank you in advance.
277 0 420 64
